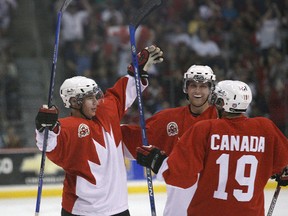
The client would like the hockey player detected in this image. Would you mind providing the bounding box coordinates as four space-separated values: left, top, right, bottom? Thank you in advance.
121 65 217 215
136 80 288 216
34 45 163 216
122 64 217 155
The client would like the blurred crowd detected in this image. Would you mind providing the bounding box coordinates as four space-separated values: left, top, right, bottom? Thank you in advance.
0 0 288 148
0 0 22 148
54 0 288 135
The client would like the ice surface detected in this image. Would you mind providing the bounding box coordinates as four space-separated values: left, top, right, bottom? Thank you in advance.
0 189 287 215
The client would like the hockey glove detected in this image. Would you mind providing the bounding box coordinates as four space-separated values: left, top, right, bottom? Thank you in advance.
35 105 59 133
127 45 164 78
272 166 288 186
136 145 167 174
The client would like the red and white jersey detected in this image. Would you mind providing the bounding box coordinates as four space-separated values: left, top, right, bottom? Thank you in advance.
122 105 217 216
36 76 146 215
122 105 218 158
162 116 288 216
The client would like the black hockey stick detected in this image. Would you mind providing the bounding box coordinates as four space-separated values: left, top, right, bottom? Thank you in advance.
266 183 281 216
128 0 162 215
35 0 72 215
266 167 288 216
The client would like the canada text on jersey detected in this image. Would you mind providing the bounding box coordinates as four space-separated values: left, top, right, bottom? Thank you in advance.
210 134 265 152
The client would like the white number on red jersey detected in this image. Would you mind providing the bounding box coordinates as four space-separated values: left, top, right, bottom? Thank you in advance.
213 154 258 201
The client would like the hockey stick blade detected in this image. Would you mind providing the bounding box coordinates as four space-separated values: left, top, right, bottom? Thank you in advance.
130 0 162 28
60 0 73 12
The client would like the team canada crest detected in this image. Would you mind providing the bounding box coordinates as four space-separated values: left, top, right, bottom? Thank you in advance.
78 123 90 138
167 122 178 136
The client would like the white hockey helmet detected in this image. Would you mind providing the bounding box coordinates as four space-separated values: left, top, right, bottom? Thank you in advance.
183 65 216 93
210 80 252 113
60 76 103 108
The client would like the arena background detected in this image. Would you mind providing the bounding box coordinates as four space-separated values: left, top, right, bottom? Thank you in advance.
0 0 287 199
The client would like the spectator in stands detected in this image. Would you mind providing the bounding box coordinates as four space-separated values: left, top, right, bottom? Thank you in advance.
166 22 191 47
198 0 220 21
191 26 221 58
266 48 288 134
100 3 123 25
255 2 282 62
190 26 223 68
7 0 288 151
3 50 21 120
61 0 92 45
0 0 17 36
1 125 21 148
221 0 239 30
61 0 92 79
63 40 92 77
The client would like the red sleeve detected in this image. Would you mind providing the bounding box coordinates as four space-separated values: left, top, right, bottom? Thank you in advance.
121 124 143 158
121 108 184 157
99 75 147 121
101 76 129 120
163 122 209 188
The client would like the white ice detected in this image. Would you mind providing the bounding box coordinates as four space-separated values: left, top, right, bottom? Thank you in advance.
0 189 287 215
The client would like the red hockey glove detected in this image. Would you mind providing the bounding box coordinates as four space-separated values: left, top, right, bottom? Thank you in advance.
272 166 288 186
35 105 60 133
136 145 167 174
127 45 164 79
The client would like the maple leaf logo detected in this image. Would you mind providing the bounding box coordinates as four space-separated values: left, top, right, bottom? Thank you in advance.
75 126 125 201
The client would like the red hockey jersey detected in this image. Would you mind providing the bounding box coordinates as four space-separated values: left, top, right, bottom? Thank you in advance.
36 76 146 215
122 105 218 157
162 116 288 216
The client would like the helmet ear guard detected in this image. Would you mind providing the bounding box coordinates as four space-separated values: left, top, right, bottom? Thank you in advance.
209 92 224 108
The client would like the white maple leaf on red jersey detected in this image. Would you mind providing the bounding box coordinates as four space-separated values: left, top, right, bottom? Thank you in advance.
74 126 126 203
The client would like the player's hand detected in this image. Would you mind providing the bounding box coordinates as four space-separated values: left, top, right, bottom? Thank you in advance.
35 105 59 132
127 45 164 79
272 166 288 186
136 145 167 174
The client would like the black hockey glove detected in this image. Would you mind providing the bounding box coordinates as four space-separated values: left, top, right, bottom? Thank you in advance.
127 45 164 79
271 166 288 186
35 105 59 133
136 145 167 174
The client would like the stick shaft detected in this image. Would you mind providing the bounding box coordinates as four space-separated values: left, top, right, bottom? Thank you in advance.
35 0 69 213
128 1 162 215
129 24 157 216
266 184 281 216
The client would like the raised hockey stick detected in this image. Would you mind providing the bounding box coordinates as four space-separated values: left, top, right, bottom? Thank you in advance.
128 0 162 215
35 0 72 215
266 183 281 216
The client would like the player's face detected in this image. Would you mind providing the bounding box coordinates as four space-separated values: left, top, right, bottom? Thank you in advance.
82 94 102 119
186 81 210 107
